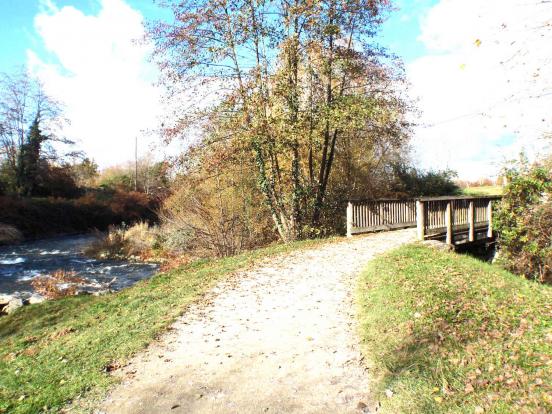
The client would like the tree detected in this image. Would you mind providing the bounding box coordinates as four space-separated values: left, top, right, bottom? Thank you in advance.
136 156 171 196
97 165 134 192
0 69 70 195
70 157 99 188
18 113 44 195
152 0 410 241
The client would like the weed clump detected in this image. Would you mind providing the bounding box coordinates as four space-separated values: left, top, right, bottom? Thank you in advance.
31 270 87 299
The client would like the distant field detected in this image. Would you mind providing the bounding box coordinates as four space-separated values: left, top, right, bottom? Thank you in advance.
462 185 504 196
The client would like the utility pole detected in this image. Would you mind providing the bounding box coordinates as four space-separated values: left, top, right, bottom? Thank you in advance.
134 136 138 192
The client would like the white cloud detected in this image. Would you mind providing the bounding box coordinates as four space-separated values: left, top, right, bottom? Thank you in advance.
27 0 166 168
408 0 552 180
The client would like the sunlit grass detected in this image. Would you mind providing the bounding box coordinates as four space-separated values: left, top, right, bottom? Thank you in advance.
357 244 552 414
462 186 504 196
0 237 330 414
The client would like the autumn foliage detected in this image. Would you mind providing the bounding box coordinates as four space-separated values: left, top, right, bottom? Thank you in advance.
494 163 552 283
152 0 412 241
31 270 87 299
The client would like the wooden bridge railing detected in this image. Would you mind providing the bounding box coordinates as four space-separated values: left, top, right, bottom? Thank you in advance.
346 199 417 236
347 195 502 245
416 196 501 244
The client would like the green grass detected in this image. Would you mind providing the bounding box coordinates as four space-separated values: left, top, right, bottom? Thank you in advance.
462 186 504 196
357 244 552 414
0 238 329 414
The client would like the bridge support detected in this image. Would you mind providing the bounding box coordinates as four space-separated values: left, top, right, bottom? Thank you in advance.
416 200 425 240
445 202 452 245
468 201 475 242
487 199 493 238
346 202 353 238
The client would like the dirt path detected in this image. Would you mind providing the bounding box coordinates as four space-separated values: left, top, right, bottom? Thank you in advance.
99 230 415 414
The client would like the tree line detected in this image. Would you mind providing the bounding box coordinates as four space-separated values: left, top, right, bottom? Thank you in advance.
151 0 458 247
0 0 460 249
0 70 170 198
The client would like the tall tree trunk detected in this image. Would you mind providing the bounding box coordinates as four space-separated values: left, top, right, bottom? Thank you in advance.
312 4 335 226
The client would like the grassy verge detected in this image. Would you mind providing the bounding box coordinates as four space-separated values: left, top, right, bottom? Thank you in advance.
462 186 503 196
357 244 552 414
0 237 330 414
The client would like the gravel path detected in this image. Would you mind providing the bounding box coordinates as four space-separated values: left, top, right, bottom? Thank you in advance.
99 229 415 414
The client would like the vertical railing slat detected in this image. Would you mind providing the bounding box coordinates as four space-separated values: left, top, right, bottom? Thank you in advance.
468 201 474 241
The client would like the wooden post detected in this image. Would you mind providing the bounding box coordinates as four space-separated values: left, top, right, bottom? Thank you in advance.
416 200 425 240
445 201 453 245
468 201 475 242
487 199 493 238
347 201 353 237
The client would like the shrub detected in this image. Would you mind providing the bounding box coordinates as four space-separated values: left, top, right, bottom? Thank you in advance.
495 164 552 283
391 163 461 197
31 270 87 299
33 163 82 198
159 141 276 257
123 221 159 256
85 227 127 259
161 175 276 257
96 166 134 192
85 222 161 260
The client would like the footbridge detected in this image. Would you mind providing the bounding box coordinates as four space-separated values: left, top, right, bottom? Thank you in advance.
346 196 501 246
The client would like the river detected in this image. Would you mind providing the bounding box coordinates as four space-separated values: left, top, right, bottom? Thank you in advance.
0 234 159 296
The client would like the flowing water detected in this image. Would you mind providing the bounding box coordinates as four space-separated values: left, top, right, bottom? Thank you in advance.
0 234 159 296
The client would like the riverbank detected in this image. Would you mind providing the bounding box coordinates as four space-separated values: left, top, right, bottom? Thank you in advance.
357 244 552 413
0 191 158 243
0 237 329 414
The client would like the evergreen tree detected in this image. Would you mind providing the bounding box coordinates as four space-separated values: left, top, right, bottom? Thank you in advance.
17 112 44 195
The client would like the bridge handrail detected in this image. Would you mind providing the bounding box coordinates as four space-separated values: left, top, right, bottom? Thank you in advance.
416 196 502 244
347 195 503 245
417 195 502 201
346 199 417 236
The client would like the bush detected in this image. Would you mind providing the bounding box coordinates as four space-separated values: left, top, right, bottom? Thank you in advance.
159 142 276 257
515 202 552 283
391 164 461 197
85 227 127 259
85 222 161 260
0 159 82 199
33 163 82 198
495 164 552 283
31 270 87 299
161 175 276 257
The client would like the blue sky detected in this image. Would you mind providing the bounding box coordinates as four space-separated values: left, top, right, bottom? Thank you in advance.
0 1 170 73
379 0 438 62
0 0 550 180
0 0 435 71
